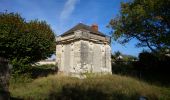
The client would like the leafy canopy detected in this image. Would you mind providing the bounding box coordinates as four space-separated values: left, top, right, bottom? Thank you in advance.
108 0 170 54
0 12 55 64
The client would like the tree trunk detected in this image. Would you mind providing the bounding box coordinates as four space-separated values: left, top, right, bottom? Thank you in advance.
0 57 10 100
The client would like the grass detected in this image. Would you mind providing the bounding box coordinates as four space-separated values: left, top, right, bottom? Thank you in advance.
9 74 170 100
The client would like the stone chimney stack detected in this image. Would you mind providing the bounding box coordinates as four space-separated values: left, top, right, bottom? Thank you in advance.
91 24 98 31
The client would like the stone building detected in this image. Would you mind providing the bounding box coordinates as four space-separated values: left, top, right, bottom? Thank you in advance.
56 23 111 75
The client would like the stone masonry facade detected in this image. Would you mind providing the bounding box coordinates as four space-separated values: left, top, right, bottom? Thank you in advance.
56 23 112 75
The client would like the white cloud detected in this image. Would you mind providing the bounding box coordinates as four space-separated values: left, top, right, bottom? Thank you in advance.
56 0 79 34
59 0 79 22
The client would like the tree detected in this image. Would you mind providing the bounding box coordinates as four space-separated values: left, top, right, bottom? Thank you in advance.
0 12 55 64
114 51 121 58
112 51 123 61
108 0 170 54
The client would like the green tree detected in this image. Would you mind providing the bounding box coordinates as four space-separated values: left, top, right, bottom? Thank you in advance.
114 51 121 58
0 12 55 64
111 51 122 61
108 0 170 54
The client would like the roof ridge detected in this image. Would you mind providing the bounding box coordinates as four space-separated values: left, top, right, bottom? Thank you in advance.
61 23 106 37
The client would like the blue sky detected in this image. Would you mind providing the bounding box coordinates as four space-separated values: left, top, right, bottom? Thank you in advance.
0 0 145 56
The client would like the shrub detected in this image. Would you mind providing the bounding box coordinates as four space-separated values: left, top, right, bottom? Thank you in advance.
11 63 58 79
30 64 58 78
10 58 32 78
112 51 170 86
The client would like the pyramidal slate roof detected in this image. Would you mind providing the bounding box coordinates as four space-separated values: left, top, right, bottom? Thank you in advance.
61 23 106 37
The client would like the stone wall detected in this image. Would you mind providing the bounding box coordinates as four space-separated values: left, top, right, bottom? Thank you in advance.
56 30 112 75
80 40 111 73
56 40 111 74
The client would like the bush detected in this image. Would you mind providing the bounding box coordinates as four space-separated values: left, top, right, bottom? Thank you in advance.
11 62 58 79
112 61 138 76
137 52 170 85
35 64 57 69
10 58 32 77
112 51 170 86
29 64 58 78
138 52 170 70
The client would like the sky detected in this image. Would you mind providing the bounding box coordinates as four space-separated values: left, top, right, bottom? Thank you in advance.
0 0 146 56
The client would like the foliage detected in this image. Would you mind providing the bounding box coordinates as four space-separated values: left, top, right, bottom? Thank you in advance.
35 64 57 69
9 74 170 100
138 51 170 69
11 63 57 79
112 51 170 86
111 51 137 62
114 51 121 58
30 64 58 78
108 0 170 53
11 58 31 76
112 51 123 62
112 62 135 75
0 12 55 64
123 55 137 62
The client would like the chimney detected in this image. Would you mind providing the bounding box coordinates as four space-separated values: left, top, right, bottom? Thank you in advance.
91 24 98 31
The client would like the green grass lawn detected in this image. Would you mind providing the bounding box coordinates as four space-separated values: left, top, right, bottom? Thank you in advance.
9 74 170 100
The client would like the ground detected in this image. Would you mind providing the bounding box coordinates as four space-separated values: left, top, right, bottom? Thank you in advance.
9 74 170 100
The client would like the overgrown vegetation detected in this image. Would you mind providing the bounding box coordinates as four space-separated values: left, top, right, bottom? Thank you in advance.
112 51 170 86
11 64 57 79
9 74 170 100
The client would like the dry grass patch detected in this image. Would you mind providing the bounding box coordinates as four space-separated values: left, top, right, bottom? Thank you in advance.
10 74 170 100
